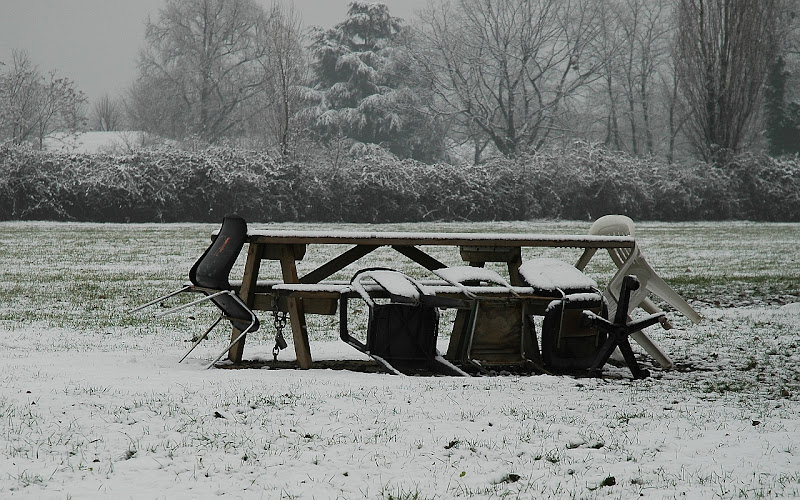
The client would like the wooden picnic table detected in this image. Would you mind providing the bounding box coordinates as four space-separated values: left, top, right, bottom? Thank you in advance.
223 229 636 368
226 229 638 368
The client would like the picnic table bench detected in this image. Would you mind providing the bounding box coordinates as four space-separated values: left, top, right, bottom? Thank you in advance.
223 229 637 369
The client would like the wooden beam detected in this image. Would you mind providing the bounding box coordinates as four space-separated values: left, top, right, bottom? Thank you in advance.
246 230 635 249
575 248 598 271
262 243 306 261
460 245 521 263
507 251 523 286
299 245 379 284
391 245 447 271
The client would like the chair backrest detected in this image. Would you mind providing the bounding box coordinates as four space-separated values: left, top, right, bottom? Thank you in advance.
189 215 257 331
189 214 248 290
351 268 425 306
588 214 636 268
433 266 532 366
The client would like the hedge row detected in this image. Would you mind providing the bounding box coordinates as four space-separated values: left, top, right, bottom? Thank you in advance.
1 144 799 222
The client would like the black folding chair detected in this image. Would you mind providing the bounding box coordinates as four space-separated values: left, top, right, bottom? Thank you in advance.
339 268 469 376
131 214 263 368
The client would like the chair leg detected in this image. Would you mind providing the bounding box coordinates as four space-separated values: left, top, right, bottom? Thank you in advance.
629 330 672 369
155 290 232 318
206 323 255 369
371 354 405 375
587 334 619 377
642 269 702 323
128 286 192 314
205 292 258 370
178 316 223 363
616 336 650 379
431 354 471 377
603 287 674 369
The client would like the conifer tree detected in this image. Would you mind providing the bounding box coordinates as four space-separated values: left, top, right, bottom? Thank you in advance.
305 2 444 161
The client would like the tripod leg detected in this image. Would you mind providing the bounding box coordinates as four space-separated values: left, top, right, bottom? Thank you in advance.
617 337 650 379
587 334 620 377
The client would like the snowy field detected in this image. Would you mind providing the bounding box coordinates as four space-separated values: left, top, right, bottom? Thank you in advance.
1 220 799 499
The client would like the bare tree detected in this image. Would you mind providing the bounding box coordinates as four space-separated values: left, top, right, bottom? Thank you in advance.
245 2 308 156
660 42 693 164
0 51 40 144
92 94 123 131
590 0 674 157
617 0 672 155
592 2 626 151
134 0 272 144
413 0 605 160
0 50 86 149
35 71 86 149
676 0 783 161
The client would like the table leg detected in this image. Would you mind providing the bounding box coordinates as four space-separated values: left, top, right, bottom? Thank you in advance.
227 243 262 363
445 262 484 361
278 245 313 369
506 251 523 286
575 248 597 271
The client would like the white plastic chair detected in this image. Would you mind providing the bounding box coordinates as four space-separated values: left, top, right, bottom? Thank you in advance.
576 215 702 368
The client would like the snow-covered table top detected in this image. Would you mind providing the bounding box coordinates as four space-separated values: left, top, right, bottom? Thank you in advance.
244 229 635 248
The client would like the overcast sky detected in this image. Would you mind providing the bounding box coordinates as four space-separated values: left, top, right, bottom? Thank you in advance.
0 0 428 103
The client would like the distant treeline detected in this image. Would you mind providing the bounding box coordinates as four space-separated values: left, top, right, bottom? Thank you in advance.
1 144 799 223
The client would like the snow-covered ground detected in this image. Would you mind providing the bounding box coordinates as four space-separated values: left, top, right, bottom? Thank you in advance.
1 221 799 499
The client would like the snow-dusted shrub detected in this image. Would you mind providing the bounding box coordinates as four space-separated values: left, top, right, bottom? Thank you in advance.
0 147 301 222
650 161 741 220
520 145 655 220
307 156 541 222
1 144 798 222
312 144 798 222
0 146 72 219
729 153 800 221
304 157 480 222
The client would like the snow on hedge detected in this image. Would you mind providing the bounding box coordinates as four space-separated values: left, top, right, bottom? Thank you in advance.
1 142 799 222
